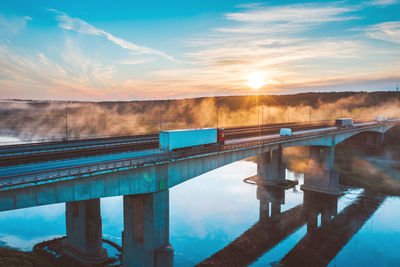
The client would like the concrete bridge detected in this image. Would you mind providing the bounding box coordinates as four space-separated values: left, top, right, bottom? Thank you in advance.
0 120 397 266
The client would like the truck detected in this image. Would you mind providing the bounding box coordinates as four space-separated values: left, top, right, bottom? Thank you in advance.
280 128 293 136
376 116 388 122
335 118 353 128
159 128 225 151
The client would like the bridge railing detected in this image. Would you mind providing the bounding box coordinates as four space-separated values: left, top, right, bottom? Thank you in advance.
0 121 398 190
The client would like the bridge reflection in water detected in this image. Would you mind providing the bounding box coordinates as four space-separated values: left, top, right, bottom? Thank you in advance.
197 182 384 266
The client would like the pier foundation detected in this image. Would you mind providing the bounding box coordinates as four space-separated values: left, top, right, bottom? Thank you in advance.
62 199 108 264
301 146 341 195
122 190 173 267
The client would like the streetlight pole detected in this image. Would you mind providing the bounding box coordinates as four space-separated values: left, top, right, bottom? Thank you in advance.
65 100 71 141
261 104 264 138
160 104 163 131
258 100 260 126
216 99 219 128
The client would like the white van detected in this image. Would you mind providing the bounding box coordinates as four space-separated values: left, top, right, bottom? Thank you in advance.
280 128 293 136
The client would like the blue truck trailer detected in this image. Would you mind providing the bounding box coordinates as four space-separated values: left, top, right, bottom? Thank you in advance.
159 128 225 151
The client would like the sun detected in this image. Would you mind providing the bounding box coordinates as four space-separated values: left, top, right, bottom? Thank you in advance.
246 71 266 89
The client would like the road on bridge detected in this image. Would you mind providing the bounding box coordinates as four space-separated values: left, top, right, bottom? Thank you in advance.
0 120 397 189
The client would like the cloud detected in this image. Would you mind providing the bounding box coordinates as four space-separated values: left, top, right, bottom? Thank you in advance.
1 2 399 100
0 13 31 35
214 3 360 36
366 21 400 43
224 3 359 24
48 9 180 62
366 0 399 6
116 58 155 65
0 39 117 100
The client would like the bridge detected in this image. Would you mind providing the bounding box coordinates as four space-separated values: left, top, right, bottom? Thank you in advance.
0 119 398 266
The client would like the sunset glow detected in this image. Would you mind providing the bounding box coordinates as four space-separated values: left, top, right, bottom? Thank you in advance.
0 1 399 100
246 72 266 89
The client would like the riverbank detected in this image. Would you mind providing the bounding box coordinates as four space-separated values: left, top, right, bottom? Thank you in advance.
0 237 120 267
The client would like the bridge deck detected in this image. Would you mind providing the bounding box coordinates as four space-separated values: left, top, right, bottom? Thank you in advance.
0 120 397 191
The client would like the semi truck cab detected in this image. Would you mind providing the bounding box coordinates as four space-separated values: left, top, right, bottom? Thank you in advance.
217 128 225 144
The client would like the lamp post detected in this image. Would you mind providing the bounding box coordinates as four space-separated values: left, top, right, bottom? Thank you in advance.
65 100 71 141
160 104 163 131
216 99 219 128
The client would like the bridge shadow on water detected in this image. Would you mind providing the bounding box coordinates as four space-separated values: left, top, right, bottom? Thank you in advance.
196 182 385 267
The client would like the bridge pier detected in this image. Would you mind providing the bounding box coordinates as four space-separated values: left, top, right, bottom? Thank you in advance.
257 185 285 219
301 146 341 195
366 133 384 149
122 190 173 267
62 199 108 264
257 148 286 186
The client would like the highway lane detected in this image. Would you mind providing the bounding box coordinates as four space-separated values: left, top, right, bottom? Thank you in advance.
0 121 387 179
0 148 163 178
0 121 333 156
226 126 338 145
225 122 376 145
0 121 335 167
0 135 157 156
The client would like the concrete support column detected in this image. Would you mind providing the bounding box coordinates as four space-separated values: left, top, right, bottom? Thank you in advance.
366 133 384 149
122 190 173 267
378 133 384 145
62 199 108 264
301 146 341 195
257 148 285 185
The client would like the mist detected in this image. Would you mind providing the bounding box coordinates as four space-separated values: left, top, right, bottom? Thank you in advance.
1 92 399 141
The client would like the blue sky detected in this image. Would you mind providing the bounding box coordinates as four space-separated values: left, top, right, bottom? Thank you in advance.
0 0 399 100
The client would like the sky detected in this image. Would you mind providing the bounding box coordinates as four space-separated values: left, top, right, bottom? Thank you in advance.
0 0 399 100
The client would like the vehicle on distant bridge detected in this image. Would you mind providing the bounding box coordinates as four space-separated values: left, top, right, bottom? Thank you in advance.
280 128 293 136
335 118 353 128
159 128 225 151
376 116 388 122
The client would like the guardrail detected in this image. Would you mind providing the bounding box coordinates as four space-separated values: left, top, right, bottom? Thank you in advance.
0 120 398 190
0 134 158 155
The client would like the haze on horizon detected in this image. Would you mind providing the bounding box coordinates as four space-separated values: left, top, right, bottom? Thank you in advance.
0 0 399 101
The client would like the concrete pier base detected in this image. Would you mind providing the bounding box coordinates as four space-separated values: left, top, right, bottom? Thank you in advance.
257 149 286 186
301 146 342 195
62 199 108 265
122 190 173 267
